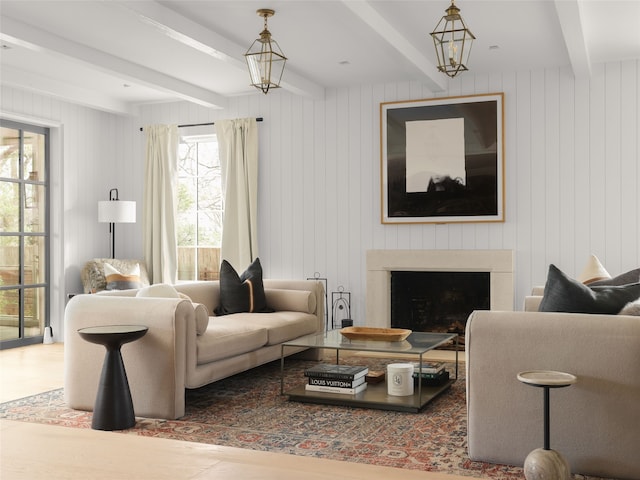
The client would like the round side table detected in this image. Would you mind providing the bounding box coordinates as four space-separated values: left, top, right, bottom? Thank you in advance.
517 370 577 480
78 325 148 431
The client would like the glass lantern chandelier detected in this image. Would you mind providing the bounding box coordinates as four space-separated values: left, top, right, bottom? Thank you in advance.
430 0 475 78
244 9 287 94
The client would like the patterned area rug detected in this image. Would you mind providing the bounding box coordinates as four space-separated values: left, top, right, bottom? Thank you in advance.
0 356 604 480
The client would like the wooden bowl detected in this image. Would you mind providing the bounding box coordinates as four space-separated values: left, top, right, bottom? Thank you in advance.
339 327 412 342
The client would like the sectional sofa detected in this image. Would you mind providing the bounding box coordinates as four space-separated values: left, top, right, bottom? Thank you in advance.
64 279 325 420
465 287 640 479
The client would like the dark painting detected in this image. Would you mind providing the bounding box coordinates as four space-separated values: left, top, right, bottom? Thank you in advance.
381 93 504 224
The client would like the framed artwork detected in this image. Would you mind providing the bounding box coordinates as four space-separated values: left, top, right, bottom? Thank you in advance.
380 93 504 224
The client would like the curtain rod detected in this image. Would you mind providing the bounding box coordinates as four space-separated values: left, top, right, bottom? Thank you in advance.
139 117 263 132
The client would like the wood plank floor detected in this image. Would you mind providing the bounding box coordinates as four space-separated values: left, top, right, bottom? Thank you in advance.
0 343 475 480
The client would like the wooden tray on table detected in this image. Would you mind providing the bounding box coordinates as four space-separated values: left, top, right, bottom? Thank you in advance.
339 327 412 342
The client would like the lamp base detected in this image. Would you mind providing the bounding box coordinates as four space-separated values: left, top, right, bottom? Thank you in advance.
43 326 54 344
524 448 571 480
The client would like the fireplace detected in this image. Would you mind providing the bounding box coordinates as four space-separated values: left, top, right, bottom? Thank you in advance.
391 271 490 335
366 250 514 330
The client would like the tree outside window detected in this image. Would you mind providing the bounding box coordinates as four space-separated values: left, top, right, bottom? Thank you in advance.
177 135 222 281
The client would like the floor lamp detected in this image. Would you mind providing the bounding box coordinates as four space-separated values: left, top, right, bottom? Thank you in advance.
98 188 136 259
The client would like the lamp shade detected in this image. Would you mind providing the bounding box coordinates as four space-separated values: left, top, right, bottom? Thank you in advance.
98 200 136 223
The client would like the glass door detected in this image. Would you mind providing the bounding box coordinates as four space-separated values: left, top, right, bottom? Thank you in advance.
0 119 49 348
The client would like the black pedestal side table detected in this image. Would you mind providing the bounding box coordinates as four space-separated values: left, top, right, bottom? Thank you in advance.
517 370 577 480
78 325 148 431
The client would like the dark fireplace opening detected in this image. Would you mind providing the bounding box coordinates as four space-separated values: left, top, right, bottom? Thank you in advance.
391 271 490 348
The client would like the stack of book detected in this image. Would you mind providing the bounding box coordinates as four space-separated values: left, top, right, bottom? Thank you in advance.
304 364 368 394
411 361 449 385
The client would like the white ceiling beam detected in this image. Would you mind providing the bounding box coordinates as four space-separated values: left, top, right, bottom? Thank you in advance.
1 65 136 116
342 0 446 93
554 0 591 77
0 15 228 109
115 0 325 100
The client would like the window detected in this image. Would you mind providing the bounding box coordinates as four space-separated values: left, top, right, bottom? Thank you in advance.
177 134 222 281
0 119 49 348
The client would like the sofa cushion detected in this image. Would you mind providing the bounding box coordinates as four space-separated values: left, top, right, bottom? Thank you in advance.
233 311 319 345
214 258 272 315
539 264 640 314
104 262 143 290
196 320 268 363
265 289 316 314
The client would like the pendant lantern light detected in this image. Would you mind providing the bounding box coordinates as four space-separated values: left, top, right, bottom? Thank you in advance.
430 0 475 78
244 9 287 94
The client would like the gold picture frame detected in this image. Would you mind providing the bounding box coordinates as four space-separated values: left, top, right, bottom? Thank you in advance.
380 93 505 224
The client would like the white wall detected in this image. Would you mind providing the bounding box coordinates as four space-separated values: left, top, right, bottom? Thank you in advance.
2 59 638 337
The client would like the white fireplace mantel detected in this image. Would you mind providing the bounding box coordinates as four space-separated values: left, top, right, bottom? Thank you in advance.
366 250 514 328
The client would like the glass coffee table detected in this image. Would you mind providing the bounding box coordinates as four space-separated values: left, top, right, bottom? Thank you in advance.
280 329 458 413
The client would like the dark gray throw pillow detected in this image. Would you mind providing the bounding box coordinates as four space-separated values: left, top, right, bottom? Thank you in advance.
587 267 640 286
214 258 273 315
539 264 640 314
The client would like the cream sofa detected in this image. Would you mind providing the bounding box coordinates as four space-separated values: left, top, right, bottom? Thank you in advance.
465 290 640 480
64 279 325 420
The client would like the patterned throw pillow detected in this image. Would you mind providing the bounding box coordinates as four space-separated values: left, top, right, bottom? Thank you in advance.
104 262 143 290
214 258 273 315
619 299 640 316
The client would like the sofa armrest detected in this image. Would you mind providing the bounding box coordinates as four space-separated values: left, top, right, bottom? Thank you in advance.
523 295 542 311
174 281 219 315
531 286 545 296
64 295 194 420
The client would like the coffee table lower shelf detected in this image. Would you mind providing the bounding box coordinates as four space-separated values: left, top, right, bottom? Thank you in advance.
285 379 454 413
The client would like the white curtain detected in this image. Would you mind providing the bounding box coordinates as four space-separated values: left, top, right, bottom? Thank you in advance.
143 124 179 284
216 118 259 271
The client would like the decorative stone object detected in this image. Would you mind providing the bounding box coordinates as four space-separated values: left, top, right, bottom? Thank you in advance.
524 448 571 480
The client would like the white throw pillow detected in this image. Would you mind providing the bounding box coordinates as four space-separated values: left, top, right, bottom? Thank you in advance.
136 283 180 298
577 254 611 284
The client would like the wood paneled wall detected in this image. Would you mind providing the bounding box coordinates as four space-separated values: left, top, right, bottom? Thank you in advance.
141 61 638 321
2 59 638 335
